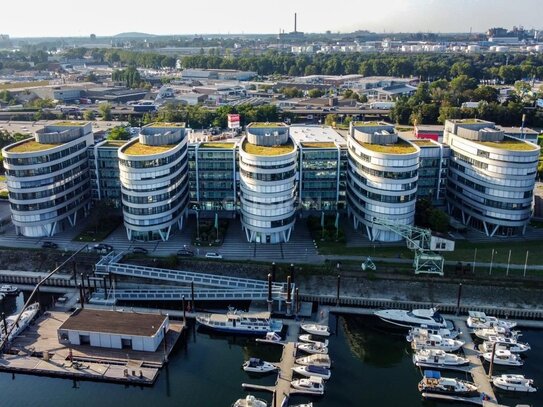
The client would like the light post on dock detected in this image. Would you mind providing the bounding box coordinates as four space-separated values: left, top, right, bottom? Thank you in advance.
489 249 496 276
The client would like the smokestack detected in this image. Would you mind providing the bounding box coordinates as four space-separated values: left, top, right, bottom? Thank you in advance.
294 13 297 33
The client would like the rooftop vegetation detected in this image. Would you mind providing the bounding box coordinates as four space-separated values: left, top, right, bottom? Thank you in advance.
359 138 417 154
101 140 128 148
199 142 235 149
8 140 60 153
242 139 294 156
476 138 538 151
411 139 437 146
249 122 286 128
352 121 389 127
147 122 185 128
301 142 337 148
123 142 177 155
53 121 87 127
0 81 49 90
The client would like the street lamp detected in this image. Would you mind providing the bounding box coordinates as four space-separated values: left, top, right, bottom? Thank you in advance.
489 249 496 276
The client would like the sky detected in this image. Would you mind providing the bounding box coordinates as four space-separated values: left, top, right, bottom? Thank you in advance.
2 0 542 38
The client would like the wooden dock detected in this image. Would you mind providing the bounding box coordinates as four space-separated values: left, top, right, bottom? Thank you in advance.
1 310 184 385
421 392 485 405
453 318 497 403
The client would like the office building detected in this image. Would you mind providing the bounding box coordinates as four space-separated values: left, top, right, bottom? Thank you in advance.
410 139 449 207
1 122 93 237
118 123 189 241
239 123 297 243
444 119 540 237
90 139 126 208
347 122 420 242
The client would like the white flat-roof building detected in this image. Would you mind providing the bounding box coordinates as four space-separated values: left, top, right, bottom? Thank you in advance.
444 119 540 237
2 122 93 237
58 308 169 352
118 123 189 241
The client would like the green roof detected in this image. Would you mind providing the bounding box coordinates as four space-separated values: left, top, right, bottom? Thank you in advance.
359 139 417 154
199 142 235 149
352 121 389 127
8 140 60 153
147 122 185 128
475 138 538 151
248 122 287 128
301 142 337 148
101 140 128 148
123 142 177 155
242 139 295 156
53 121 88 127
411 139 437 147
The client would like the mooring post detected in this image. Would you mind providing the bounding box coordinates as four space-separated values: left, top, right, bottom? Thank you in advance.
286 275 292 316
191 281 195 311
72 261 77 280
456 283 462 316
80 273 86 300
78 283 84 308
488 341 497 378
267 273 273 313
182 295 186 324
271 262 276 283
289 263 295 284
336 274 341 307
295 287 300 315
1 313 7 336
163 325 168 363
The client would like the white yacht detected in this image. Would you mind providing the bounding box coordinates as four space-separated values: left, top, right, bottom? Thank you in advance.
374 308 449 329
291 376 325 395
242 358 277 373
299 334 329 347
411 334 464 352
300 324 330 337
473 327 519 341
292 365 331 380
482 349 523 366
296 354 331 368
0 285 19 296
406 326 460 342
232 395 268 407
418 370 478 396
196 308 283 335
1 303 40 342
297 342 328 355
290 404 313 407
413 349 469 367
480 335 531 353
467 311 517 330
492 374 537 393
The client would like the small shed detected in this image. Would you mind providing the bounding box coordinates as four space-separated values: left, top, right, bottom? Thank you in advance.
58 308 169 352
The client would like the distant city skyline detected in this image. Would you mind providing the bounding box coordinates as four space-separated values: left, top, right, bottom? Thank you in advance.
2 0 543 38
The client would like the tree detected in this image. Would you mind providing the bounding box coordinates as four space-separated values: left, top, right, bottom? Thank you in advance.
428 208 449 233
107 126 130 140
514 81 532 102
472 86 498 103
324 114 337 127
83 110 96 121
98 103 112 120
308 89 324 98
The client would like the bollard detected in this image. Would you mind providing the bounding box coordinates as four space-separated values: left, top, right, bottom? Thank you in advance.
286 275 292 316
336 274 341 307
191 281 195 311
289 264 295 284
295 287 300 315
271 262 276 282
456 283 462 316
182 295 186 324
267 273 273 313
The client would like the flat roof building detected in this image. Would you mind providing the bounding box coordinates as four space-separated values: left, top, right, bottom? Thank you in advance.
58 308 169 352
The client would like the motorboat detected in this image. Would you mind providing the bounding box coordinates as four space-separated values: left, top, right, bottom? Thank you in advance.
480 335 530 353
1 303 40 342
299 334 329 347
0 285 19 296
374 307 449 329
265 332 282 342
482 349 523 366
232 395 267 407
300 324 330 337
291 376 325 395
411 334 464 352
292 365 331 380
196 308 283 335
473 326 519 341
418 370 479 396
413 349 469 367
297 342 328 355
296 354 331 368
492 374 537 393
242 358 277 373
289 404 313 407
406 326 460 342
467 311 517 330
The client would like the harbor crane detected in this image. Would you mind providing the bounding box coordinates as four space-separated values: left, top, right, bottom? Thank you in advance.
371 217 455 276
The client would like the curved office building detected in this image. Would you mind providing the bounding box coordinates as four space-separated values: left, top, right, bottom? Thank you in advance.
119 123 189 241
1 122 94 237
239 123 297 243
444 119 540 236
347 122 419 242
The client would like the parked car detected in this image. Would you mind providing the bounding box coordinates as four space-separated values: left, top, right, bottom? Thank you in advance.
177 249 195 257
132 247 148 254
205 252 223 259
41 241 58 249
94 243 113 252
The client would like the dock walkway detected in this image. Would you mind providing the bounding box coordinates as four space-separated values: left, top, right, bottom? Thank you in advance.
452 318 496 403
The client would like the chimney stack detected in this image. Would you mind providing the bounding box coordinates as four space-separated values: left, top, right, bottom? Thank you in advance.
294 13 297 33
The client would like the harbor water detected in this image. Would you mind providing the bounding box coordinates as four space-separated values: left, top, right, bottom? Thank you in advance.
0 294 541 407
